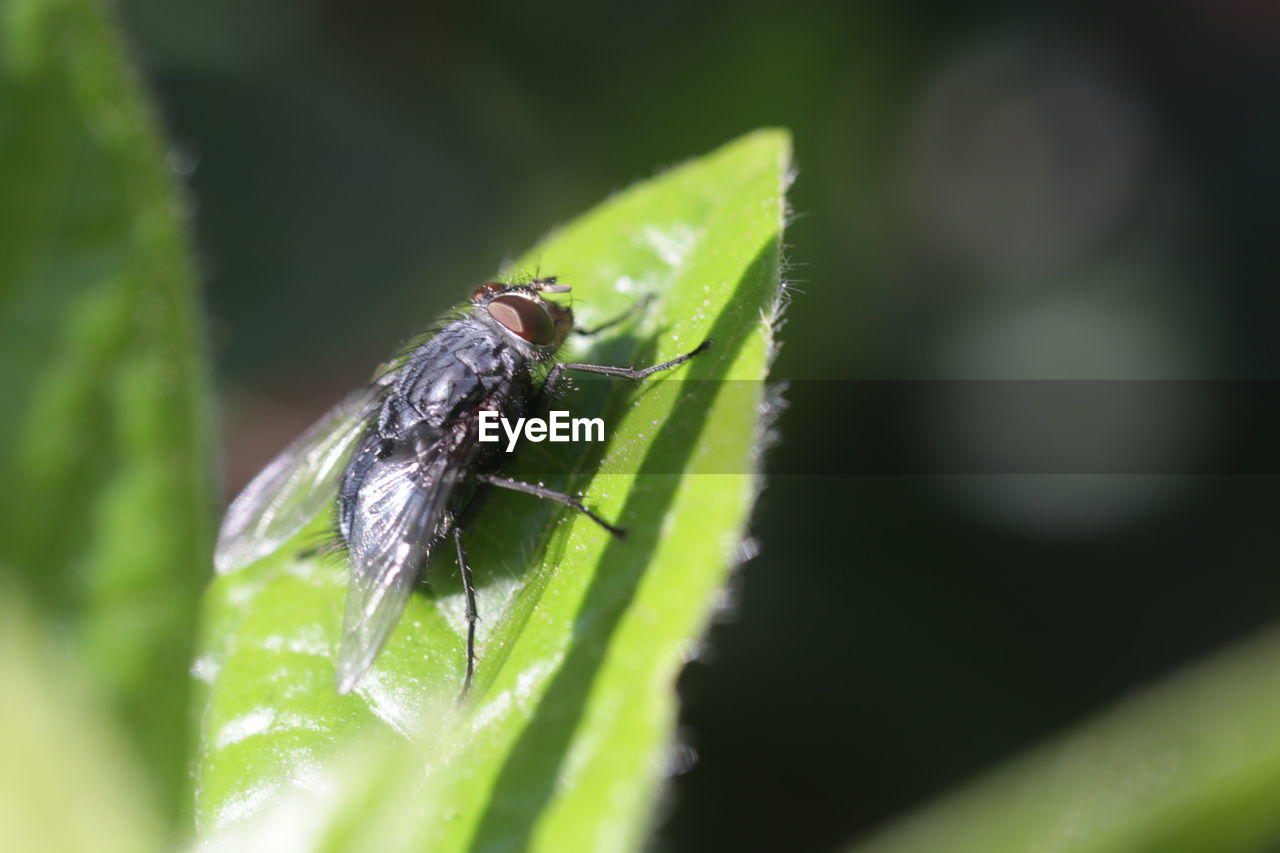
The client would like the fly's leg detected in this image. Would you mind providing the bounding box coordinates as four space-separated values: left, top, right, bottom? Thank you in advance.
453 526 479 698
573 294 655 337
450 486 493 700
539 338 713 401
451 472 623 699
297 537 346 561
519 339 712 536
477 473 628 539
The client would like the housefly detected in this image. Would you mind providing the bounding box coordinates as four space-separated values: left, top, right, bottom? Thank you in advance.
214 277 710 696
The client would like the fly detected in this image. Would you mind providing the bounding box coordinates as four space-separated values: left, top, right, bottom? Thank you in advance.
214 277 710 696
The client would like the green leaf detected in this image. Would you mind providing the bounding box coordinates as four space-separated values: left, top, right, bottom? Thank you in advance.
196 128 790 849
0 0 212 823
849 627 1280 853
0 584 165 853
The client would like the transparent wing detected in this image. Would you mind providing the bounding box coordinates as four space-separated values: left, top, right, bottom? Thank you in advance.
335 434 462 694
214 384 385 574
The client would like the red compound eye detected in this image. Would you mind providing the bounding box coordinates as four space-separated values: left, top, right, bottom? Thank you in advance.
487 294 555 345
470 282 505 303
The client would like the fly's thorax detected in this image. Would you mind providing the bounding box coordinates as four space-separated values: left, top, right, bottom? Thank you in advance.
383 319 514 425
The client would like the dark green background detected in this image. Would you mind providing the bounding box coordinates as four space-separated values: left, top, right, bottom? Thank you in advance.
114 1 1280 850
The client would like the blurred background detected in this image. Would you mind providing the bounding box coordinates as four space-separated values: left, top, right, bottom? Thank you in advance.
112 1 1279 850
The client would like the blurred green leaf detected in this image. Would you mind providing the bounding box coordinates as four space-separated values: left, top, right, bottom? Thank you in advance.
196 129 790 850
850 627 1280 853
0 584 164 853
0 0 212 824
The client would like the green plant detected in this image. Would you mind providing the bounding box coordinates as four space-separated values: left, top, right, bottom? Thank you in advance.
0 1 788 850
195 128 790 850
0 0 209 837
12 4 1280 853
849 626 1280 853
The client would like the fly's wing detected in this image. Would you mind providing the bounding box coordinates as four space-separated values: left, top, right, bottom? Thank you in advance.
214 384 386 574
335 431 462 694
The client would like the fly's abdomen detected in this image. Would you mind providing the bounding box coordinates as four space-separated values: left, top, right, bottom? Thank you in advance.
337 429 384 543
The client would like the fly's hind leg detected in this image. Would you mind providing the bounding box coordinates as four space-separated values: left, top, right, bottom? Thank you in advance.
453 526 478 698
451 485 493 700
451 470 625 698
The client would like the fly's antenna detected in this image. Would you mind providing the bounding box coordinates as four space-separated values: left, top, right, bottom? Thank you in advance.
532 276 571 294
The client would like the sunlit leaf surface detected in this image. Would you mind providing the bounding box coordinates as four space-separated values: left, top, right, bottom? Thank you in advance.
196 129 791 851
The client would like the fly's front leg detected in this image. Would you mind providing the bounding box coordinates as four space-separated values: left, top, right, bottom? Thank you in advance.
539 338 713 401
573 294 655 337
477 473 628 539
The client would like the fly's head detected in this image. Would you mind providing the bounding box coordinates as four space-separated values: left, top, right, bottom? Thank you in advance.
470 276 574 359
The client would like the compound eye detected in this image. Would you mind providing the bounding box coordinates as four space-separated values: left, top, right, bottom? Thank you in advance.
471 282 505 303
487 294 556 345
